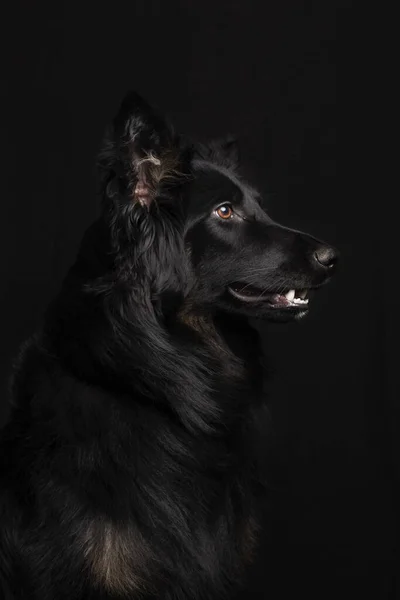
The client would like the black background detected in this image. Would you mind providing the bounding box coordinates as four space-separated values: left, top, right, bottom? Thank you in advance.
1 2 397 599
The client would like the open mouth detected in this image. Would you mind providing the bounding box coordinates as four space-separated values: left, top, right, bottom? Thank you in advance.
228 283 310 309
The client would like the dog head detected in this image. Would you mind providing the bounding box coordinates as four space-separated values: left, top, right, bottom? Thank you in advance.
98 92 338 322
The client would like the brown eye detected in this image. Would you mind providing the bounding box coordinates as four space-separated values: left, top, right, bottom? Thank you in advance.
216 204 233 220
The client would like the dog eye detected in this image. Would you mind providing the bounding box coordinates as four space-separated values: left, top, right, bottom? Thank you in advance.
215 204 233 220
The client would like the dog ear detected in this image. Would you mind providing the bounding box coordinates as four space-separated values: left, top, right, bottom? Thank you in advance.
217 135 240 167
98 91 181 209
196 135 240 169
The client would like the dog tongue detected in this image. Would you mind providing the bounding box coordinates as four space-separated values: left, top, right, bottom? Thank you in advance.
270 294 291 307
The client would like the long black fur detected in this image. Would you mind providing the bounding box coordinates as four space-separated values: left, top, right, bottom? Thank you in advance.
0 92 337 600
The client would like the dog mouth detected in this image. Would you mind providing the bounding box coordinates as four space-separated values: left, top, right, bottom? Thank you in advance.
228 283 311 308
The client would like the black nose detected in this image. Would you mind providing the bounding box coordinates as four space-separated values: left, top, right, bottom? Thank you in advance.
314 246 338 269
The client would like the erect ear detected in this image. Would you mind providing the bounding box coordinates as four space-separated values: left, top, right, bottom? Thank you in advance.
98 91 181 208
196 135 240 169
216 135 240 166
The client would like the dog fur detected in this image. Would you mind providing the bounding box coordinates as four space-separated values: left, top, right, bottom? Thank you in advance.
0 92 337 599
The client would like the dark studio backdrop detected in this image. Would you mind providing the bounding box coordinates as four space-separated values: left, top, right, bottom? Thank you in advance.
0 2 397 599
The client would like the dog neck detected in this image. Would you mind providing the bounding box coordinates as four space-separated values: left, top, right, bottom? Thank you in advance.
175 305 264 384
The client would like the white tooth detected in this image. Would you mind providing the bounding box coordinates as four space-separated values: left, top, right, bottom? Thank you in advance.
285 289 295 302
293 297 309 305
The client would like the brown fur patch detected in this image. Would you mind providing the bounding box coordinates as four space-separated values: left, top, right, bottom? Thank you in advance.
239 516 259 565
81 518 154 597
179 309 217 343
178 302 226 350
133 148 184 207
178 306 246 381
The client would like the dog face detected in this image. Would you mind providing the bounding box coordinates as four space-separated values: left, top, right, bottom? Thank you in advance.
184 161 337 321
99 92 337 322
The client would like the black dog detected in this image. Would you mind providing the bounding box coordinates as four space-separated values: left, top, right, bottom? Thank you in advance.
0 92 338 600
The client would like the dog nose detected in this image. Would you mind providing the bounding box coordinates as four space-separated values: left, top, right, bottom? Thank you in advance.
314 245 338 269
